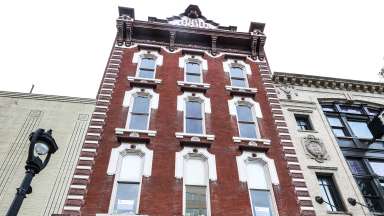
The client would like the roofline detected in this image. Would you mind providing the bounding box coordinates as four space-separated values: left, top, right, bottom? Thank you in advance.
0 90 96 104
272 72 384 94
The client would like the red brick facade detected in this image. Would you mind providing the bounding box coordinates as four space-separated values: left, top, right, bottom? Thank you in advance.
62 5 315 216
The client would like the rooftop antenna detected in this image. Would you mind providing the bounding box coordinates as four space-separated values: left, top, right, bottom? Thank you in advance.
29 84 35 94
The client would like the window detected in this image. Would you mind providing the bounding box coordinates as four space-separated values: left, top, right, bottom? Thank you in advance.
185 61 202 83
236 104 257 138
185 100 204 134
129 95 150 130
138 57 156 79
230 66 247 87
183 156 210 216
326 116 347 137
295 114 313 130
369 161 384 176
316 174 345 212
347 120 373 139
347 158 384 212
185 185 207 216
112 154 143 214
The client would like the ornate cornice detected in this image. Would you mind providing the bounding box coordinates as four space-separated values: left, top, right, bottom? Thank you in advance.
273 72 384 94
116 5 266 59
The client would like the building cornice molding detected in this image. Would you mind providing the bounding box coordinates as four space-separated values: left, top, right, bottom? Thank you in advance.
273 72 384 94
0 90 95 104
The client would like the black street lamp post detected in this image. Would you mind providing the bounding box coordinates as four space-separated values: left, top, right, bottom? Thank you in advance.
6 128 58 216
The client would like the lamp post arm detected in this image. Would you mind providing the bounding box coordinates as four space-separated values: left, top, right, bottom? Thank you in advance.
6 169 35 216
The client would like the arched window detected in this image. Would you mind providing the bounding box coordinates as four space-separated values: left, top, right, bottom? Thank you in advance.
128 94 150 130
236 103 257 138
138 56 156 79
230 66 247 87
185 60 202 83
184 156 209 215
185 99 204 134
111 153 143 214
246 160 275 216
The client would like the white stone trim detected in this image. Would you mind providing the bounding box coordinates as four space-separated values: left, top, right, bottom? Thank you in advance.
70 185 87 189
67 195 84 200
79 157 94 161
177 91 211 113
175 147 217 181
115 128 157 137
228 96 263 118
232 137 271 144
63 206 81 211
132 50 163 66
127 76 162 84
236 151 279 185
225 85 258 93
177 81 210 89
179 54 208 71
122 88 159 109
175 132 215 141
222 59 252 75
74 175 89 179
76 166 92 170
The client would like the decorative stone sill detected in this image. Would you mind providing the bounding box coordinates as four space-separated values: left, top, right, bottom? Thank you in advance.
115 128 157 137
233 137 271 145
177 81 210 93
127 76 162 88
225 85 257 97
175 132 215 141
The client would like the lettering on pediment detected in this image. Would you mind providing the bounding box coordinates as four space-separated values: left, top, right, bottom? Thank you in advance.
168 16 217 29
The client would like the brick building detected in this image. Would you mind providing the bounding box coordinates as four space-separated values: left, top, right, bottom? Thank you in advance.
62 5 314 216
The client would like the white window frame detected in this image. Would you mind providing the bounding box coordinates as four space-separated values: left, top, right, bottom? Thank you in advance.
236 152 279 216
136 54 157 79
175 147 217 216
184 58 203 83
182 154 211 216
106 143 154 215
235 101 260 139
126 92 152 131
183 96 206 135
229 64 249 88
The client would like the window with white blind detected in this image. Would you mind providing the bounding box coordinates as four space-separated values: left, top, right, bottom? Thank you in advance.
236 103 258 139
185 100 204 134
111 154 143 214
137 56 156 79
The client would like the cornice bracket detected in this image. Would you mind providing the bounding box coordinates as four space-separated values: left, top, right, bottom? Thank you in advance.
169 31 176 51
116 15 133 46
211 35 218 56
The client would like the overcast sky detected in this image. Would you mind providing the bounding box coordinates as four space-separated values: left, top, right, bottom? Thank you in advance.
1 0 383 98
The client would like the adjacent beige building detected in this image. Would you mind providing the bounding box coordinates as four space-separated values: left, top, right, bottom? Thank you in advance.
0 91 94 216
274 72 384 216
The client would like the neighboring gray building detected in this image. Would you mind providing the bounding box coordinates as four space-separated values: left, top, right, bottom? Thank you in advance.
0 91 95 215
273 72 384 216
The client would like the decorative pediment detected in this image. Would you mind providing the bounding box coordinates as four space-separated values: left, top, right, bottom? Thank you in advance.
167 5 219 29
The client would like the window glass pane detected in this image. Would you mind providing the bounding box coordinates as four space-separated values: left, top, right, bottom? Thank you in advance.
339 105 362 114
369 161 384 176
332 128 346 137
317 175 344 211
295 115 312 130
239 123 257 138
132 96 150 114
230 67 245 78
231 78 247 87
186 74 201 83
113 182 140 214
138 69 154 79
236 105 253 122
367 108 380 116
140 58 155 69
327 117 343 127
347 159 367 175
347 120 373 139
186 101 202 118
186 62 201 74
185 185 207 216
322 105 335 112
186 119 203 134
129 114 148 130
356 179 376 196
250 190 272 216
